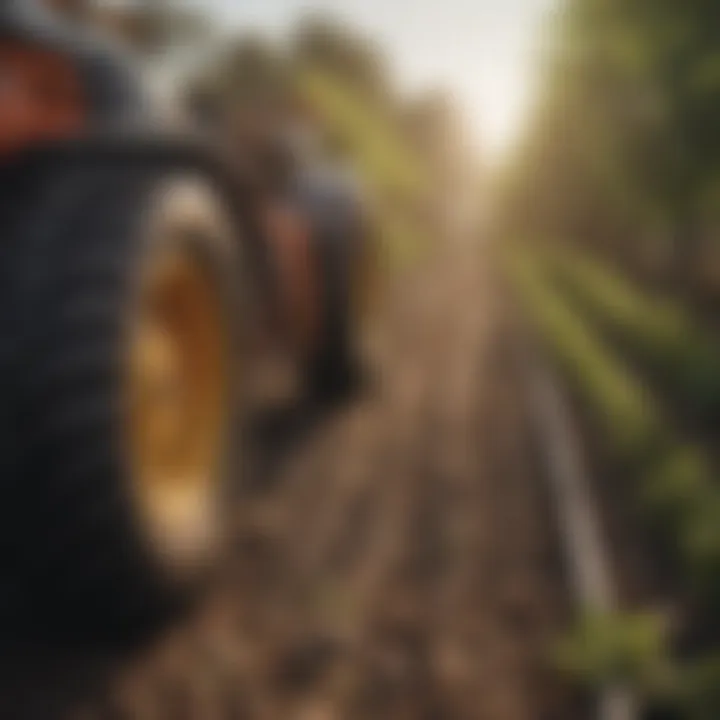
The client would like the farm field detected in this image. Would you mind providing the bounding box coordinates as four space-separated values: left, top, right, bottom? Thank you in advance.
0 242 577 720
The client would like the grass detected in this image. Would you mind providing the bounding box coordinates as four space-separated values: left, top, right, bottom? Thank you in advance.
297 66 432 271
508 251 720 596
297 66 429 201
508 253 661 459
507 250 720 714
546 247 720 421
554 610 674 699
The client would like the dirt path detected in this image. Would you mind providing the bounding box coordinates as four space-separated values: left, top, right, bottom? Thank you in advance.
0 244 574 720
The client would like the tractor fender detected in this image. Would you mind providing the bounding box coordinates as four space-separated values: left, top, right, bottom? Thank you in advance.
293 164 367 324
288 164 370 398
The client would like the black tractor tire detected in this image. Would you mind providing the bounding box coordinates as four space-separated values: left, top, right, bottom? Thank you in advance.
0 163 243 641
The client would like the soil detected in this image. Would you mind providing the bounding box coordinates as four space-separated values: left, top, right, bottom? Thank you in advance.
0 242 578 720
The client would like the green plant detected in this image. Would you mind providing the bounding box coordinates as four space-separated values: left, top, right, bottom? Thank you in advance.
297 67 428 200
548 248 720 419
508 246 720 585
555 610 675 698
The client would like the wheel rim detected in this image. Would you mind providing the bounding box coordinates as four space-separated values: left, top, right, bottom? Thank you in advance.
127 247 229 549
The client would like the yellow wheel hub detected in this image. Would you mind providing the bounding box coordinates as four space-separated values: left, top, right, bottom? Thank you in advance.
128 249 229 521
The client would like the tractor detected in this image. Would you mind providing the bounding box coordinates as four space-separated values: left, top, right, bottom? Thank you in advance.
0 0 376 637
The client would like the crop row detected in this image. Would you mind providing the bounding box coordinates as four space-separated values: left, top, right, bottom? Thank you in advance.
546 248 720 422
508 251 720 714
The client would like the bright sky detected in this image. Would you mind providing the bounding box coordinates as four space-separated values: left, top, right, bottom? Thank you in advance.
188 0 555 159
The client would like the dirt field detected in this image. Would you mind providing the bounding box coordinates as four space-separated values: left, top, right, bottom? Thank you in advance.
0 243 576 720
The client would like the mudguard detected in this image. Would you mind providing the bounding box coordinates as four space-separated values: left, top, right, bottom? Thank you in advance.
0 0 145 125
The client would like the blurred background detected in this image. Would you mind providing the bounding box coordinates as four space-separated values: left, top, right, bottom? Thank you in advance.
7 1 720 719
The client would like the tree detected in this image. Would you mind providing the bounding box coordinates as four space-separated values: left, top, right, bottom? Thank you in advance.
498 0 720 291
292 14 389 102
